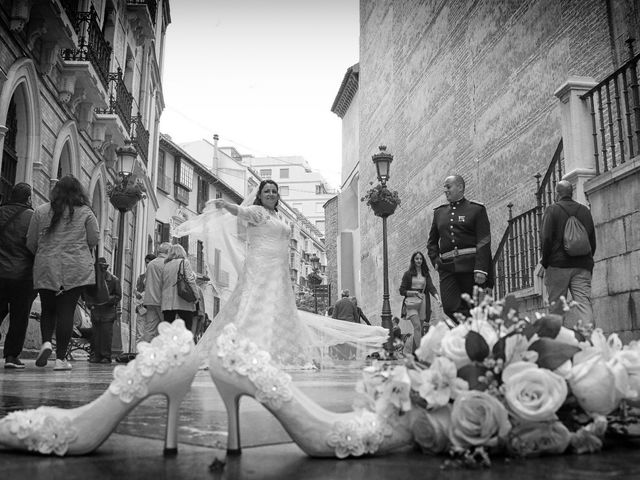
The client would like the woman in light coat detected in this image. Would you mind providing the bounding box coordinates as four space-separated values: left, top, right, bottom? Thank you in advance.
26 175 100 371
161 244 198 330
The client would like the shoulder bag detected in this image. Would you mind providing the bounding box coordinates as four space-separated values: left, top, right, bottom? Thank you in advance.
84 246 110 305
176 259 197 303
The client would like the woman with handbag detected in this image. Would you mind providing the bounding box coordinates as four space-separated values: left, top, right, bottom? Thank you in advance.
399 251 441 354
161 244 198 329
26 175 100 371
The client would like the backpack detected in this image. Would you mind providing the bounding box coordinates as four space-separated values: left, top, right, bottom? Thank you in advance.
557 203 591 256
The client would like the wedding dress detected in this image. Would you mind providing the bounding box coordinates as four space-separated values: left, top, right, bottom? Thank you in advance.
175 201 388 368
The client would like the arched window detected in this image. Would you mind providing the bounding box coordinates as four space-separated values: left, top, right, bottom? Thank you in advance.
0 97 17 203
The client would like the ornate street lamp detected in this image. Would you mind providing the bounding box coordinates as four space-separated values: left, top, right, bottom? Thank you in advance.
109 140 142 278
107 140 145 359
368 145 398 355
371 145 393 185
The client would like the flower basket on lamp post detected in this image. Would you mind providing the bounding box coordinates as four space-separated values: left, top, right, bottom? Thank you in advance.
361 183 401 218
109 191 140 212
370 198 398 217
106 172 147 213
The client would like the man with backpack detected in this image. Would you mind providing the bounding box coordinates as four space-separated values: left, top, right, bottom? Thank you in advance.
540 180 596 326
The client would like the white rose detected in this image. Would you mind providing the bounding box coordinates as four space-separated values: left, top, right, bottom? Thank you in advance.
502 361 568 422
615 346 640 400
440 324 471 369
469 318 499 351
568 350 629 415
554 326 580 347
415 322 449 364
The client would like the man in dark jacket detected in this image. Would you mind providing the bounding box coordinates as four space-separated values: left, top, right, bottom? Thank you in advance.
332 289 358 322
0 183 35 369
427 175 493 323
86 257 122 363
540 180 596 326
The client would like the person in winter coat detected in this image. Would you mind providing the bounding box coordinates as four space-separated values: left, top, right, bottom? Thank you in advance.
0 183 36 369
26 175 100 371
160 244 198 330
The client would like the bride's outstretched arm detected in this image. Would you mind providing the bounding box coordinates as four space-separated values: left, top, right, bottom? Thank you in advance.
210 198 240 216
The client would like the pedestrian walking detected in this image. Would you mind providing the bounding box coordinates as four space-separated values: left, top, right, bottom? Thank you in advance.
540 180 596 326
350 297 371 325
134 253 156 346
141 243 170 342
399 251 440 354
26 175 100 371
0 183 36 369
86 258 121 363
427 175 493 323
331 289 358 323
161 244 198 329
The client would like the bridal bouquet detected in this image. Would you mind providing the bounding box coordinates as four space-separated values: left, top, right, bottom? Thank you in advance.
355 294 640 467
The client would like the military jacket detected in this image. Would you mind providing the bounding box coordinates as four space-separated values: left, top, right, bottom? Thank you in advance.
427 197 492 276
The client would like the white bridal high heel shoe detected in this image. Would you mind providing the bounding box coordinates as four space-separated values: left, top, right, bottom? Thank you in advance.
210 324 413 458
0 320 200 456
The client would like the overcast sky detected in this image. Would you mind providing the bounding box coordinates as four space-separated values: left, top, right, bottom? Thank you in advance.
159 0 359 189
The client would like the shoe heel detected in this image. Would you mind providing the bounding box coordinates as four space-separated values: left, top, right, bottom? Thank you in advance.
163 375 194 456
213 378 242 454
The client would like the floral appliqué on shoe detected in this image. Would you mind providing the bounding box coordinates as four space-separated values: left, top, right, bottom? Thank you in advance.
216 324 293 409
109 320 195 403
327 410 393 458
3 408 78 455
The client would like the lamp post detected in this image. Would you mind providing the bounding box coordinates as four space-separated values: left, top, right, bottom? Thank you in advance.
309 253 321 314
370 146 396 355
109 140 140 357
111 140 138 279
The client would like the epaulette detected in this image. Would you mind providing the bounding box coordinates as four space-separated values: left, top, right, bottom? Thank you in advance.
433 203 448 210
469 200 485 207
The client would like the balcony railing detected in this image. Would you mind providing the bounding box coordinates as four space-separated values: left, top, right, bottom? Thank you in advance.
493 141 564 299
581 39 640 176
130 116 150 166
61 6 111 90
127 0 158 25
95 68 132 129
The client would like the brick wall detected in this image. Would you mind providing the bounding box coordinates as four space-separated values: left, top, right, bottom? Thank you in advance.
358 0 617 319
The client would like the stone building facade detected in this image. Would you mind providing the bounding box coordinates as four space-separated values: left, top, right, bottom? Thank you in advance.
0 0 170 354
345 0 639 330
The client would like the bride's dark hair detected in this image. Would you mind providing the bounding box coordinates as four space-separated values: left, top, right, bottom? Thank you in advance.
253 179 279 211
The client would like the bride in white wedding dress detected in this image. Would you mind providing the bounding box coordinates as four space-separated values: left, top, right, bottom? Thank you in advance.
177 180 388 367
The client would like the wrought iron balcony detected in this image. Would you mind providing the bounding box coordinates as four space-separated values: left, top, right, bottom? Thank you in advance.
130 116 150 166
95 68 133 130
60 6 111 90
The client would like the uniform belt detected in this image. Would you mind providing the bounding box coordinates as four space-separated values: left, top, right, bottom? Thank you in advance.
440 247 476 260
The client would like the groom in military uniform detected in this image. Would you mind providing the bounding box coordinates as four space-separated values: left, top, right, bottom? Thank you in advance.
427 175 493 324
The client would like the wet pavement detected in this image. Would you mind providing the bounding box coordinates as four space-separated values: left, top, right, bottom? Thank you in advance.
1 357 640 479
